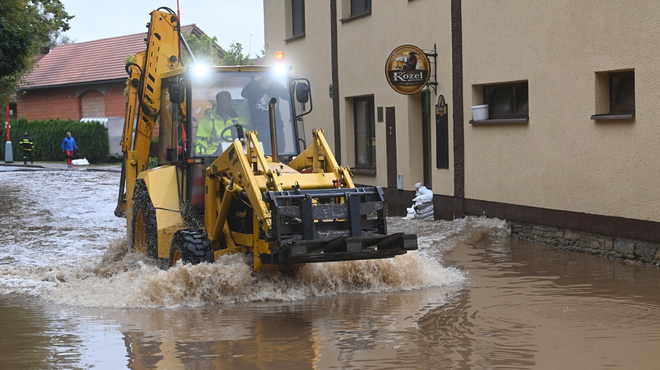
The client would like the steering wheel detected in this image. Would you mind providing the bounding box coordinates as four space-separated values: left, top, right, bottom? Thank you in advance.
219 122 247 142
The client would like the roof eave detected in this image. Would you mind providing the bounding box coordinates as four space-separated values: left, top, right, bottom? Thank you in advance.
20 78 127 91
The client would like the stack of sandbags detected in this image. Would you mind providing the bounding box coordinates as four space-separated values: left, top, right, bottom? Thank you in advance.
403 183 434 220
413 185 434 220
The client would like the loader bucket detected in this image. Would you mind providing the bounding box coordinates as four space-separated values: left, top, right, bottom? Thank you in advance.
261 186 418 265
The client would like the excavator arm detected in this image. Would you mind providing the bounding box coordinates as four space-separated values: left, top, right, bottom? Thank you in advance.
115 7 183 217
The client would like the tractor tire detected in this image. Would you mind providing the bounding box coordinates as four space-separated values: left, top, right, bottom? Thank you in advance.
169 229 214 267
132 180 159 259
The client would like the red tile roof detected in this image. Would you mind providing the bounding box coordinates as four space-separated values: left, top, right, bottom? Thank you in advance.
23 24 218 89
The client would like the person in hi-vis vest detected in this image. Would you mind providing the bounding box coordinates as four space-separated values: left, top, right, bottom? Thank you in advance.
195 91 248 155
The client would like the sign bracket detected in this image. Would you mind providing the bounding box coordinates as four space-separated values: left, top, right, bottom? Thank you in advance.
424 43 438 95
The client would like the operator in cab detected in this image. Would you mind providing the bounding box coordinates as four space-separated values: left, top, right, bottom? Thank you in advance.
195 91 248 155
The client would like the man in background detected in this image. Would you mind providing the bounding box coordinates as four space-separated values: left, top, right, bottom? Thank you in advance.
61 132 78 168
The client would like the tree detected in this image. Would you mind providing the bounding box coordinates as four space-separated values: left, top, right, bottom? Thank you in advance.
0 0 72 103
46 30 75 50
182 33 223 66
221 43 254 66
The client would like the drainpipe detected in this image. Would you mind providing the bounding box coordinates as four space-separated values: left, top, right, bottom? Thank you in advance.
330 0 341 164
451 0 464 217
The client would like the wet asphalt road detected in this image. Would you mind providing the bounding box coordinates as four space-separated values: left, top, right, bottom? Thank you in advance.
1 165 660 369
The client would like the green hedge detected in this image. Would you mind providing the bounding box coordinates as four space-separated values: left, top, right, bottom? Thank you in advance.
0 118 110 163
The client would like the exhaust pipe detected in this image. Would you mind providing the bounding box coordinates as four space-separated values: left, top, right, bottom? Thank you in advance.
268 97 278 162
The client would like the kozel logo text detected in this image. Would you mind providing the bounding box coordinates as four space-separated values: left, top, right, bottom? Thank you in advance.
391 71 424 82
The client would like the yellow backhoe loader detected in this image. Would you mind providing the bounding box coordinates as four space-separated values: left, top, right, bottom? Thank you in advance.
115 7 417 271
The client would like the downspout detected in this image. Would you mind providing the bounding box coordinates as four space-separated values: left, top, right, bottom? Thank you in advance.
330 0 341 163
451 0 465 218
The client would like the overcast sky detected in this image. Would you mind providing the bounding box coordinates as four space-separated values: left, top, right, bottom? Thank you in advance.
59 0 265 58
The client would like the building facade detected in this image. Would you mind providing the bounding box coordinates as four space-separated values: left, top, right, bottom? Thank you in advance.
263 0 660 251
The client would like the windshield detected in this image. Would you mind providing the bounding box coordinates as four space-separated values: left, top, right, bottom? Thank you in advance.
187 70 295 158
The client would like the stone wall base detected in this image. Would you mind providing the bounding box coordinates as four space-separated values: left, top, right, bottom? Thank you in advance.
510 221 660 267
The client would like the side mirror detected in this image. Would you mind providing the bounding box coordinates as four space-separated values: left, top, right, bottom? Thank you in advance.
292 77 313 120
296 82 310 104
169 83 185 104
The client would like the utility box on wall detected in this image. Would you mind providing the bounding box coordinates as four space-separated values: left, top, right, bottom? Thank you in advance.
397 174 403 190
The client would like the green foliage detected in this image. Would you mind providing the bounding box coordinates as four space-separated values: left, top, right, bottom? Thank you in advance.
148 157 159 169
0 0 73 102
221 43 254 66
45 30 75 50
0 119 109 164
183 34 223 66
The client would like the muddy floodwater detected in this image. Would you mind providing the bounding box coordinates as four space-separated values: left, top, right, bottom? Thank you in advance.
1 170 659 370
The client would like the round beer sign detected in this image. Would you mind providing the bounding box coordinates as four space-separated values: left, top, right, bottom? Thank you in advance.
385 45 430 95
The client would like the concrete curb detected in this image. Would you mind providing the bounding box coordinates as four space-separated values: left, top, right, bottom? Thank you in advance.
0 162 121 172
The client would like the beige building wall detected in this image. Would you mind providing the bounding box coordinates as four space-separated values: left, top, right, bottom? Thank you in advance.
264 0 455 195
264 0 335 156
336 0 453 193
264 0 660 228
462 0 660 222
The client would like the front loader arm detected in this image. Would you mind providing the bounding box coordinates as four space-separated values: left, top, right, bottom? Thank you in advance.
206 129 417 269
207 140 273 235
288 129 355 188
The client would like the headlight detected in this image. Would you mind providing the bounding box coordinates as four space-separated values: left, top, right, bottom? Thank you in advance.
193 64 208 76
274 64 287 76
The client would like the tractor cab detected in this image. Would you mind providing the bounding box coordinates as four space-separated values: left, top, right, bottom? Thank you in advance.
155 66 311 214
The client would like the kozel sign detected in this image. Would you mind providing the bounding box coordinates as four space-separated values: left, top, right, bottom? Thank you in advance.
385 45 430 95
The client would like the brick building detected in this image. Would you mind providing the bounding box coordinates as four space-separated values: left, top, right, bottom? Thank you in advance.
17 25 222 121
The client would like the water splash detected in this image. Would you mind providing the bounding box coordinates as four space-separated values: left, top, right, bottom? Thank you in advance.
0 171 509 308
1 215 509 308
44 243 465 308
42 216 508 309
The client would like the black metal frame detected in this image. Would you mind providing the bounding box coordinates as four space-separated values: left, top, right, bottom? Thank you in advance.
262 186 417 264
